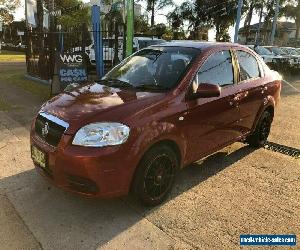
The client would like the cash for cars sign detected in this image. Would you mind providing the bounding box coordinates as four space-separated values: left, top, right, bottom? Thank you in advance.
57 52 88 91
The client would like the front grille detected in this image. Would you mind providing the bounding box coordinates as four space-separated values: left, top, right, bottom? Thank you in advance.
35 113 69 147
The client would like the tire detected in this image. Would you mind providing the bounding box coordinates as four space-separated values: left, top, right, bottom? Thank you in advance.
247 110 273 148
132 144 178 207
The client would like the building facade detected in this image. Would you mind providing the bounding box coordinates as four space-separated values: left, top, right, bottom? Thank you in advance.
238 21 299 46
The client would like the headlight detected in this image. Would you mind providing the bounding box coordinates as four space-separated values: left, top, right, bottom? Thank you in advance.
73 122 130 147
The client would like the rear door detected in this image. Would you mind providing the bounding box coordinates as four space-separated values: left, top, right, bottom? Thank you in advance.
233 49 265 134
184 49 242 163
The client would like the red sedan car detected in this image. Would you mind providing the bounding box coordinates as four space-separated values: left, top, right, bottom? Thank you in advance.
30 42 281 206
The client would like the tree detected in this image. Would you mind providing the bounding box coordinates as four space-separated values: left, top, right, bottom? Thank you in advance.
243 0 265 43
103 4 124 64
0 0 20 24
283 0 300 38
152 23 167 37
134 15 150 34
167 6 183 31
146 0 174 27
194 0 238 41
55 0 90 30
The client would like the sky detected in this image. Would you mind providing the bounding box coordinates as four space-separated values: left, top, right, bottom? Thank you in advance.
14 0 261 42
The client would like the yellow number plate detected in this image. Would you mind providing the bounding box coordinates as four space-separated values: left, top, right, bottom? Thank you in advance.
31 146 46 169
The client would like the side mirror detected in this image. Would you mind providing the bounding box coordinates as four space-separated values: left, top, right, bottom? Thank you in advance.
192 83 221 99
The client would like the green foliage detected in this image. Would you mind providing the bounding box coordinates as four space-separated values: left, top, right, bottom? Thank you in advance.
167 6 182 31
145 0 174 26
283 0 300 38
150 23 167 37
134 16 150 33
0 0 20 24
55 0 90 30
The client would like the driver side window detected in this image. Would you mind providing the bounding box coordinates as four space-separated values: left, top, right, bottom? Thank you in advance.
196 50 234 87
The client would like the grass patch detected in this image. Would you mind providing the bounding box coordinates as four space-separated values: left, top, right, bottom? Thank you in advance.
0 50 24 55
0 71 50 99
0 50 25 62
0 96 12 111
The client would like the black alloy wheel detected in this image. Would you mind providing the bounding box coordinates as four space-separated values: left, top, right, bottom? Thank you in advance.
247 110 273 147
132 144 178 206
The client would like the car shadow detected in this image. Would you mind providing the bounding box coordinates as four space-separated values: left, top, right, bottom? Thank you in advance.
123 144 256 214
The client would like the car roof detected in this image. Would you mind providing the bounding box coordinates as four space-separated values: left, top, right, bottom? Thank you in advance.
153 41 242 50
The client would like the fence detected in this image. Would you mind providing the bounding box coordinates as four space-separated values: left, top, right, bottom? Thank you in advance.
25 28 126 81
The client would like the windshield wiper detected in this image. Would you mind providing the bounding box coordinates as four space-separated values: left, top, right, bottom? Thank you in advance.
135 84 170 91
100 78 134 88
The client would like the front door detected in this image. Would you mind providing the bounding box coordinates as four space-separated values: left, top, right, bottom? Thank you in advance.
183 50 241 164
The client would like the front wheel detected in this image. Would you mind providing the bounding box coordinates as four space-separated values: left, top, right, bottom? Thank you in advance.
132 145 178 206
247 110 273 148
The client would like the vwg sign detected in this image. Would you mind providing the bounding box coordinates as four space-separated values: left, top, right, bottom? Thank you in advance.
57 52 88 91
60 54 83 64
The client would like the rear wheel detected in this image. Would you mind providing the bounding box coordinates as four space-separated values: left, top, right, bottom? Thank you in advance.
247 110 273 147
132 145 178 206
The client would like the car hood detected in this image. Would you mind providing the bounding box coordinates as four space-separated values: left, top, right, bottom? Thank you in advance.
41 82 166 134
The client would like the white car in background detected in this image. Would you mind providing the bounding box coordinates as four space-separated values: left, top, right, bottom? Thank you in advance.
133 37 166 51
85 38 123 66
73 37 166 66
280 47 300 69
88 37 166 65
246 45 285 70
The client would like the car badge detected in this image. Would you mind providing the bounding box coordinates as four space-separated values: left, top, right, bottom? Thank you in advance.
42 122 49 137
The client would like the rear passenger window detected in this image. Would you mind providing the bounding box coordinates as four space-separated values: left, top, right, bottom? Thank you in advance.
236 51 260 81
197 50 234 87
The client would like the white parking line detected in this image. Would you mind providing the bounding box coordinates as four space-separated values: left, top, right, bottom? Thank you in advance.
282 80 300 93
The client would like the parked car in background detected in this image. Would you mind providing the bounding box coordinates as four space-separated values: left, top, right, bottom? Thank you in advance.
76 37 166 67
133 37 166 52
264 46 293 71
31 42 281 206
280 47 300 70
246 45 284 70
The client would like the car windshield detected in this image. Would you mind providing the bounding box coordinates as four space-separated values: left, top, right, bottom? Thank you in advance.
255 46 273 55
103 47 199 91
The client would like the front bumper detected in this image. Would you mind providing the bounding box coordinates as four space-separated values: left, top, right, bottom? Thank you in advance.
30 131 140 198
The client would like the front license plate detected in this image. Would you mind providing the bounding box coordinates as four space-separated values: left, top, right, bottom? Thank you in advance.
31 146 47 169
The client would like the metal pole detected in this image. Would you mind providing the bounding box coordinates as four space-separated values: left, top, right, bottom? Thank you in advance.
25 0 28 27
270 0 279 45
0 20 2 54
234 0 243 43
126 0 134 57
92 5 104 77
